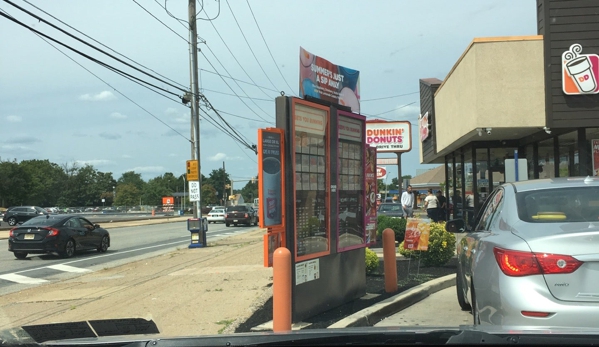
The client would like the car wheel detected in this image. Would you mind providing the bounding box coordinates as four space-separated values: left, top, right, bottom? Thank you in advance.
254 219 258 226
97 236 109 253
61 239 75 258
456 267 471 311
14 252 27 260
226 223 230 227
471 284 480 325
7 217 17 226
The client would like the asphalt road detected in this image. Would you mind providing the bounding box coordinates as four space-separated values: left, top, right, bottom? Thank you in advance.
0 221 256 296
0 213 183 230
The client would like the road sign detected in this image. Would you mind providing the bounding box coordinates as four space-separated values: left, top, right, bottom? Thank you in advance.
186 160 199 181
189 181 200 202
376 166 387 179
377 158 398 165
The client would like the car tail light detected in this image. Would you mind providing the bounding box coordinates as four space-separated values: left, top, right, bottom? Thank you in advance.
9 228 16 237
245 213 249 218
521 311 553 318
44 227 60 237
493 247 583 277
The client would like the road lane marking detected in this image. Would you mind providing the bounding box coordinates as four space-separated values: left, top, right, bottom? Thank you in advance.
47 264 92 273
0 274 48 284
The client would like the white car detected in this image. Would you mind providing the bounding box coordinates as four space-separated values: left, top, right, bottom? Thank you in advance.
207 209 225 224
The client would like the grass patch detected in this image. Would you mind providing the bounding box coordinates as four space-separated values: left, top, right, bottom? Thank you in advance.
216 319 235 334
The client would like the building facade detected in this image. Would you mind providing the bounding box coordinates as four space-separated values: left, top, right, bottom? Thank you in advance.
419 0 599 224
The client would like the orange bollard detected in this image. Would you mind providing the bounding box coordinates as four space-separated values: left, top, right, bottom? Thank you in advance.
273 247 291 332
152 209 155 217
383 228 398 293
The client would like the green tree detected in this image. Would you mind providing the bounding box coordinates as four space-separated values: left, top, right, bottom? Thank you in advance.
201 183 217 205
96 172 117 206
114 183 140 206
19 159 65 206
377 179 385 194
57 162 81 207
240 177 258 203
142 178 171 206
0 159 31 207
117 171 145 191
205 169 230 205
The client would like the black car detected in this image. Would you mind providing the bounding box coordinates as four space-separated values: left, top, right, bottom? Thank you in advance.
225 205 258 227
377 203 404 218
8 215 110 259
2 206 48 226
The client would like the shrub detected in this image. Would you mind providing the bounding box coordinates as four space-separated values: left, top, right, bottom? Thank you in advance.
398 221 456 267
365 247 380 274
377 215 407 242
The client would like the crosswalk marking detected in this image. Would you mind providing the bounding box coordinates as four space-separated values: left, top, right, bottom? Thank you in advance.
47 264 92 273
0 273 48 284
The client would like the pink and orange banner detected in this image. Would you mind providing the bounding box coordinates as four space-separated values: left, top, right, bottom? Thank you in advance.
403 218 431 251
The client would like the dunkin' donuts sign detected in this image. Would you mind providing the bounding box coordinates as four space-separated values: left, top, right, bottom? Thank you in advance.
365 121 412 153
562 43 599 95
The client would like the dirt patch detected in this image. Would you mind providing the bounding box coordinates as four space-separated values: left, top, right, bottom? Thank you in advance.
235 257 457 332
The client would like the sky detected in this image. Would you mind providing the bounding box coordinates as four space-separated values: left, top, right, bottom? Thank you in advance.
0 0 537 185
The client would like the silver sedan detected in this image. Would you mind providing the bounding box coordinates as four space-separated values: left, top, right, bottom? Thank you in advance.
446 177 599 327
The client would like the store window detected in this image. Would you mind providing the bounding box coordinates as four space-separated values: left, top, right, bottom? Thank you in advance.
453 155 463 220
538 137 555 179
524 144 535 179
586 128 599 176
476 148 489 207
558 131 578 177
463 149 474 226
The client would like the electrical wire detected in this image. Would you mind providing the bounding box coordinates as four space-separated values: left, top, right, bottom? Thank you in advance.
200 68 278 93
245 0 296 96
3 0 188 95
160 0 188 26
225 0 280 93
0 8 190 142
364 102 417 117
208 107 270 123
132 0 189 43
361 92 419 102
201 87 273 102
200 94 254 148
196 0 220 21
21 0 188 91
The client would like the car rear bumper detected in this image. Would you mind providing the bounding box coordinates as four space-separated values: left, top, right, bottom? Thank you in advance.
8 238 63 254
225 217 251 224
207 217 225 223
480 274 599 328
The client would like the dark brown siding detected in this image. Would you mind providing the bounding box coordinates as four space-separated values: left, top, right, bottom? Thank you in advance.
537 0 544 35
419 78 442 163
543 0 599 128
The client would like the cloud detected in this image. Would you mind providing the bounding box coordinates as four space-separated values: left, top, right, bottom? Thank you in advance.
165 107 179 115
6 136 40 144
75 159 114 166
99 132 122 140
168 153 178 157
125 166 165 173
79 91 116 101
6 115 22 122
122 154 132 158
1 144 33 153
208 152 227 161
394 104 420 119
109 112 127 119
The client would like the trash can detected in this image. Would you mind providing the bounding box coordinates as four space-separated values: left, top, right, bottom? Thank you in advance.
178 210 184 216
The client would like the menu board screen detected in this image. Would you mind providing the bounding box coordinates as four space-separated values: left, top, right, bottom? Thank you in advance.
337 113 366 250
293 100 330 260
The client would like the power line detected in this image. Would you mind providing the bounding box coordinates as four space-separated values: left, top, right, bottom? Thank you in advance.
196 0 220 21
132 0 189 43
0 9 184 101
160 0 188 26
200 94 255 149
363 102 417 117
199 68 278 93
246 0 296 96
201 87 273 102
225 0 280 93
20 0 188 91
3 0 188 95
209 107 270 123
0 8 190 142
361 92 419 102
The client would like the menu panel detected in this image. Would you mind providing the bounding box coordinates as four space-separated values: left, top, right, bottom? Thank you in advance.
337 114 366 250
293 101 330 259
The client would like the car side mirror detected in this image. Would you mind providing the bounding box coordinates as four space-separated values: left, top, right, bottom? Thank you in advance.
445 219 465 233
94 224 100 229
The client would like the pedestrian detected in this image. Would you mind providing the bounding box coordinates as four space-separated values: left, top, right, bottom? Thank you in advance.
436 190 447 221
401 185 415 218
424 188 439 222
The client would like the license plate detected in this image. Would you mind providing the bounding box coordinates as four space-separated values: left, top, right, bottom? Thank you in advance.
233 220 238 222
24 234 35 240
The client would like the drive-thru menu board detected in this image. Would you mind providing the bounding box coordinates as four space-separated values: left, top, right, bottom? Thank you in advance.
337 111 366 250
292 99 330 261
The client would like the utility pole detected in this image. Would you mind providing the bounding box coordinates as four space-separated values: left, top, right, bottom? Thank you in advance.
222 161 226 206
189 0 201 218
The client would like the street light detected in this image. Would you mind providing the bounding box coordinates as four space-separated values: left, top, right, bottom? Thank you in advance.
113 186 116 206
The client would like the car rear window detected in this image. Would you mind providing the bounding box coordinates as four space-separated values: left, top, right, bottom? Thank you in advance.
229 206 248 211
21 216 63 226
517 187 599 223
211 209 224 214
379 204 400 211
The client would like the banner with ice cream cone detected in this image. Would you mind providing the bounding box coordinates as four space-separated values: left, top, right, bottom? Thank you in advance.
403 218 431 251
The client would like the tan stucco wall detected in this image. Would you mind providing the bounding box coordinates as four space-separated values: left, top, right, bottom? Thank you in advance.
434 39 545 153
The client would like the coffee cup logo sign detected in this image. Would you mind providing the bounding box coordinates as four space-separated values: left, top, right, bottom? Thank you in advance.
419 112 429 142
376 166 387 180
562 44 599 95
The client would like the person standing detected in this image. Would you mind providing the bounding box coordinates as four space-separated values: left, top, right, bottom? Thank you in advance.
424 188 439 222
401 185 415 218
436 190 447 222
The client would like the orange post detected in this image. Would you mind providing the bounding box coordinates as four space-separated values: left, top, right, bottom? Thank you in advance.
273 247 291 332
151 209 155 217
383 228 398 293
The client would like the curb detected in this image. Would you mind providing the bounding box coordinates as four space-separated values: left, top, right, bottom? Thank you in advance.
328 273 456 329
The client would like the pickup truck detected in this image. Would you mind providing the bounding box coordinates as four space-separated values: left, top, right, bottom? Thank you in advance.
225 205 258 227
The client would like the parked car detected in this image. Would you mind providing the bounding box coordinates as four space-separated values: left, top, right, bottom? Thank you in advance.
8 214 110 259
377 203 404 218
2 206 48 226
446 177 599 327
225 205 258 227
207 209 225 224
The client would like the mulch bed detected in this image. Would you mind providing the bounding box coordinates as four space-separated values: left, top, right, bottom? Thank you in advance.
235 257 457 332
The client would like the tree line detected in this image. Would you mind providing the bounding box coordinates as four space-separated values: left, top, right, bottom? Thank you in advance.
0 159 257 208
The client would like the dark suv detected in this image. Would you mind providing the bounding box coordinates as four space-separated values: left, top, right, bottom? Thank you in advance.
225 205 258 227
3 206 48 226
